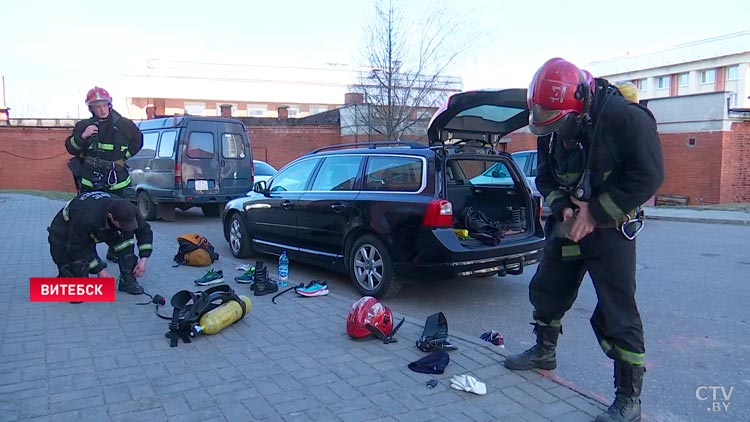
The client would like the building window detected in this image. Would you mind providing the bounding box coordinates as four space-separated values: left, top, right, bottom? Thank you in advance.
678 73 689 87
726 65 739 81
657 76 670 90
248 104 267 117
637 79 647 91
184 102 206 115
288 106 300 117
729 92 738 107
700 69 715 84
309 105 328 115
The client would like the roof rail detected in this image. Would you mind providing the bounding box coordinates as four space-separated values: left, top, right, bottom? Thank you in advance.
310 141 428 154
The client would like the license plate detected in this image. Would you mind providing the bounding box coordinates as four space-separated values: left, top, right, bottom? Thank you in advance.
195 180 209 191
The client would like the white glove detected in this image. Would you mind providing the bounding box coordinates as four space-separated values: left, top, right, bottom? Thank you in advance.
450 374 486 395
450 375 468 391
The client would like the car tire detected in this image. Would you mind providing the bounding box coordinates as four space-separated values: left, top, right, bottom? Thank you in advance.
348 234 402 299
229 213 254 258
201 204 221 217
136 191 157 221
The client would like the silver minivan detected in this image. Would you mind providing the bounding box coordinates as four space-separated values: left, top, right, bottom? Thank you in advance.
124 116 253 221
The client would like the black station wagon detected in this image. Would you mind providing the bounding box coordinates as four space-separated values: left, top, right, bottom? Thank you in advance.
222 88 545 298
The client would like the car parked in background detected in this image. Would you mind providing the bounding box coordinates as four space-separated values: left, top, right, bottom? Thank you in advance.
222 89 546 298
511 149 550 217
124 116 253 221
253 160 277 184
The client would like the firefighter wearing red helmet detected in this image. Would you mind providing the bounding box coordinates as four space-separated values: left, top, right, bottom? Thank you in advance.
503 58 664 422
65 87 143 262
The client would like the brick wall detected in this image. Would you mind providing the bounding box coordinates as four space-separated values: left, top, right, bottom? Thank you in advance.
248 125 340 170
0 127 77 192
722 122 750 202
1 122 750 204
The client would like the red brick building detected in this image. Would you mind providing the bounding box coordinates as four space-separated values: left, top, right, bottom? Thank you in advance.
2 92 749 204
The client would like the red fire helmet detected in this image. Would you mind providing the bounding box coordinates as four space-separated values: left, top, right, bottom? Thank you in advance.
527 58 591 136
85 86 112 106
347 296 394 339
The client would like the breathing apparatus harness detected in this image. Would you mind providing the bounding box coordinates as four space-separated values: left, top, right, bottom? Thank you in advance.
547 79 644 239
164 284 247 347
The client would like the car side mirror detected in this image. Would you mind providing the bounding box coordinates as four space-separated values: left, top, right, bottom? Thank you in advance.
253 180 267 195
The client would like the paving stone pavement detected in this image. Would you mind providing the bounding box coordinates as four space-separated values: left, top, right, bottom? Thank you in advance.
0 193 609 421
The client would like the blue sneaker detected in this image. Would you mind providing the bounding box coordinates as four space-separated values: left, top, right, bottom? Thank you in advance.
235 267 255 284
195 269 224 286
295 280 329 297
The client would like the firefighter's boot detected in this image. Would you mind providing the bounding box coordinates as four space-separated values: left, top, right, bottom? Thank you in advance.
596 360 644 422
117 254 144 295
60 261 88 303
253 262 278 296
503 323 560 370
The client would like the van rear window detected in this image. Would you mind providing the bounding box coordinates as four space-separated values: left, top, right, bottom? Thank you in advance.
187 132 215 159
221 133 246 159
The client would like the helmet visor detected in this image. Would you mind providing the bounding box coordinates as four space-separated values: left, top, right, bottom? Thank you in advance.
529 105 572 136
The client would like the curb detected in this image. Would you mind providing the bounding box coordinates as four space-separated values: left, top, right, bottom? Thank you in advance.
645 214 750 226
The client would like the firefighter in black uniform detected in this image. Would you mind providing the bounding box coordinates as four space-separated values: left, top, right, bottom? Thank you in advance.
65 86 143 262
503 58 664 422
47 191 153 295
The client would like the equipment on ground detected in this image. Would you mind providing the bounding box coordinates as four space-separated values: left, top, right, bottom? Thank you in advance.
165 285 250 347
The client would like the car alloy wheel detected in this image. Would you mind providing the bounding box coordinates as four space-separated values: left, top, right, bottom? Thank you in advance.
228 213 254 258
353 242 384 291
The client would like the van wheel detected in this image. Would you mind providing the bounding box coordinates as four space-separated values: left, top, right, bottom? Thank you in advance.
348 235 402 298
201 204 221 217
136 191 157 221
229 213 254 258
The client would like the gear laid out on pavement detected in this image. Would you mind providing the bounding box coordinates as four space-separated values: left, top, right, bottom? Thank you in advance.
271 280 330 304
416 312 458 352
450 374 487 395
480 330 505 347
347 296 404 344
165 284 250 347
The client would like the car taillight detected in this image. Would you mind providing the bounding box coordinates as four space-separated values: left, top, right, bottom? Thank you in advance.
422 199 453 228
174 162 182 188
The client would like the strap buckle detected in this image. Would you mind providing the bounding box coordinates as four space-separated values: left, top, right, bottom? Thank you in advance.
619 209 645 241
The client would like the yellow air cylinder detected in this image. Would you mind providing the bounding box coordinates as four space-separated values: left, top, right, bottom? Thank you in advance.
195 295 252 335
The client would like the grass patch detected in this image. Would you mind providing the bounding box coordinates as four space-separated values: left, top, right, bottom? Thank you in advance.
0 190 76 201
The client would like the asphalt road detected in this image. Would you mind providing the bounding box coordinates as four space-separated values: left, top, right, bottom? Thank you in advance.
152 208 750 422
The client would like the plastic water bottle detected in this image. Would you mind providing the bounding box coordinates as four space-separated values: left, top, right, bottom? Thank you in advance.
278 251 289 287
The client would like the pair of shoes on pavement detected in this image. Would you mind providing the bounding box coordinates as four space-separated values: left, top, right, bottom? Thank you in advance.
194 269 224 286
295 280 329 297
234 266 255 284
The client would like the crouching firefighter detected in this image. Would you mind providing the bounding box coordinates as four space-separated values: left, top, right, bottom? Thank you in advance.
65 86 143 263
48 191 153 295
503 58 664 422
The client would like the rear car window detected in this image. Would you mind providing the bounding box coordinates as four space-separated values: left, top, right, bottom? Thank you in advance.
254 161 277 176
187 132 214 159
449 159 516 186
364 156 423 192
221 133 246 159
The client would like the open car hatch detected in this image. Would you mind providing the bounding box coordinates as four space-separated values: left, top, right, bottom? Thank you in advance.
427 88 530 145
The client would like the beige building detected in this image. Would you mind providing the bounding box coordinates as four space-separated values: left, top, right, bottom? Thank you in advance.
586 31 750 110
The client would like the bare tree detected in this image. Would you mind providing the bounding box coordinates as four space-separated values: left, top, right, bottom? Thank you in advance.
350 0 470 141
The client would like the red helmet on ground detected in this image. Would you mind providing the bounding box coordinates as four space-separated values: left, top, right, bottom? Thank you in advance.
347 296 394 339
85 86 112 106
527 58 591 136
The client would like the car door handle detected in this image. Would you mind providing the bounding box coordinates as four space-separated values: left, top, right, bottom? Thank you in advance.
281 201 293 210
330 203 347 213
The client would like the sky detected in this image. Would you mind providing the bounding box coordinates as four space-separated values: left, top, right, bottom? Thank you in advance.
1 0 749 118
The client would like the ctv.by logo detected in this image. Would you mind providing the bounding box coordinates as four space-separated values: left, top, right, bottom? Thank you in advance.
695 385 734 412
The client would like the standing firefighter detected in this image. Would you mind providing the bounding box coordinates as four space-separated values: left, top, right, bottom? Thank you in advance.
65 86 143 262
503 58 664 422
48 191 153 295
